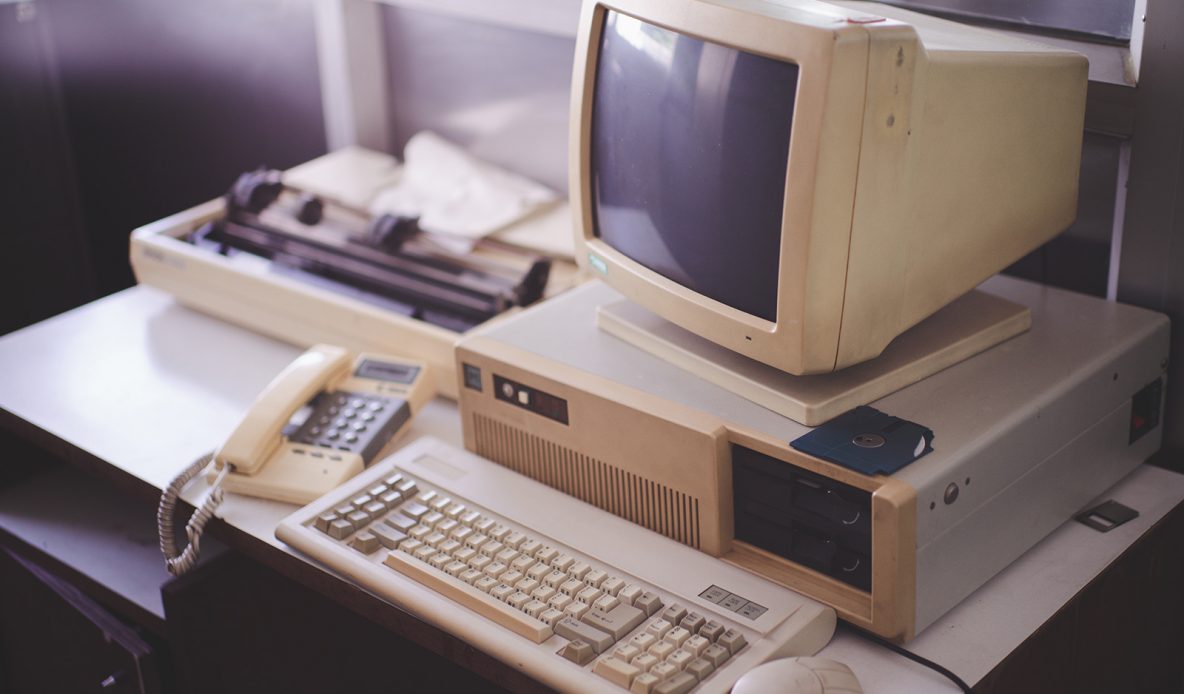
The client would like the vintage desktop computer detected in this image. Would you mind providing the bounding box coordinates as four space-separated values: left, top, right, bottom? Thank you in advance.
454 0 1169 643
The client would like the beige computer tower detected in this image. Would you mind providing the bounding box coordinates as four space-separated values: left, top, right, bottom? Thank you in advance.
456 278 1167 640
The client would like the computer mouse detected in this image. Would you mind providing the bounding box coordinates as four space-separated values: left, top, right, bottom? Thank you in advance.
730 657 863 694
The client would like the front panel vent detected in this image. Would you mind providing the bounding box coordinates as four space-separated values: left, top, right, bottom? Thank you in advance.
472 414 700 548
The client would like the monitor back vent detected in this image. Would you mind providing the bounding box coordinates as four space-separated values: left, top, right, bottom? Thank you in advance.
471 414 700 549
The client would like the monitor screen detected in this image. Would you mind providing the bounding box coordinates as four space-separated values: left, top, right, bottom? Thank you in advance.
590 11 799 322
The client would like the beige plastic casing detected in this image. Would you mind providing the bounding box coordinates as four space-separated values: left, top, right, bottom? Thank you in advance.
570 0 1087 375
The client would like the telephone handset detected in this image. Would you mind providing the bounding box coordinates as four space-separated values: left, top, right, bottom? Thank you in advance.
158 345 433 575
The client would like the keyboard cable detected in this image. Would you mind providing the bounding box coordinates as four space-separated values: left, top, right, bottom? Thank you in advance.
846 624 973 693
156 451 230 577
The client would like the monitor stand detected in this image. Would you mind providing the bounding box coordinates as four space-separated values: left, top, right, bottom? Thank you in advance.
596 289 1031 426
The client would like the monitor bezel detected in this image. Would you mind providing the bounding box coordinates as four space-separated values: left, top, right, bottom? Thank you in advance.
571 0 874 374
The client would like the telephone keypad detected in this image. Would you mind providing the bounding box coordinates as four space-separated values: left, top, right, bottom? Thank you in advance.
290 390 411 463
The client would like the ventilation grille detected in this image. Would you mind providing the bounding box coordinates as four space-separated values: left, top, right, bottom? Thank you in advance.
472 414 700 549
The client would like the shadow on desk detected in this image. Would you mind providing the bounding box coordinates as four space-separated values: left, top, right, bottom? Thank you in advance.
163 551 512 694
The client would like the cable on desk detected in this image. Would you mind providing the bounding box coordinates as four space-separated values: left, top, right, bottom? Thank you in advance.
157 451 228 577
846 625 973 693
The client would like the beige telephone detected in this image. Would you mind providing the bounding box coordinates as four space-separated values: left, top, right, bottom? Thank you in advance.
158 344 433 575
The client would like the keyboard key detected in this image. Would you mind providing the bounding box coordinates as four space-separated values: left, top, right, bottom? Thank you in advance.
370 524 407 549
551 554 575 572
483 562 508 579
650 662 679 682
594 657 640 688
379 491 403 508
532 585 557 603
507 592 531 609
413 545 436 561
401 502 429 520
436 519 459 536
395 479 417 498
718 629 747 654
560 579 584 597
489 525 512 541
601 577 626 596
699 621 725 641
540 608 565 627
631 672 661 694
398 539 422 555
450 526 474 543
569 562 591 580
544 570 567 589
351 494 373 508
422 511 445 527
663 627 691 648
469 555 492 572
519 539 542 555
349 531 379 554
582 603 646 640
465 534 489 551
515 578 540 595
511 555 536 572
615 643 641 662
328 519 353 539
347 511 369 527
685 658 714 681
524 599 548 618
549 594 573 611
684 635 710 657
584 569 607 588
631 653 659 673
438 539 461 555
384 514 416 532
314 512 338 532
429 552 452 570
577 587 603 605
559 639 596 666
645 619 672 639
534 546 558 563
629 632 657 652
504 531 527 549
679 612 705 635
381 473 404 487
474 576 499 592
555 617 614 653
635 592 663 616
444 502 466 519
458 510 481 526
527 563 551 581
660 605 687 626
565 602 590 620
460 569 483 584
454 547 477 564
701 644 730 668
491 583 515 601
653 671 697 694
666 648 694 671
648 640 675 660
593 595 620 613
445 561 469 577
500 571 524 587
619 584 643 606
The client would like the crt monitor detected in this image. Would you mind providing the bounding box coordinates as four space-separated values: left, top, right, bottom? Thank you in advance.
569 0 1087 375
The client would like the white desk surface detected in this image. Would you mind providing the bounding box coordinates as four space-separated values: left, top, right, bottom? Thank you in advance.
2 285 1182 693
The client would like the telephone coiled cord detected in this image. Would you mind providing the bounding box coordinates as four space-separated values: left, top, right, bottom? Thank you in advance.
157 452 230 577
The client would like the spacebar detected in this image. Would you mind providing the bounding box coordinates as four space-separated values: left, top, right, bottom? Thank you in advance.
383 550 554 643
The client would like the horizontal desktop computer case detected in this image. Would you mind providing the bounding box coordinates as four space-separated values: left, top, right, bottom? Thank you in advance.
455 275 1168 640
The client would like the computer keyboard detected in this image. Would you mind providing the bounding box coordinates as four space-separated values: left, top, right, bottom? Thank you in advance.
277 437 836 694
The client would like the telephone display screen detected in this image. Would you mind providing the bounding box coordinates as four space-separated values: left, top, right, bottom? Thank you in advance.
355 359 421 384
